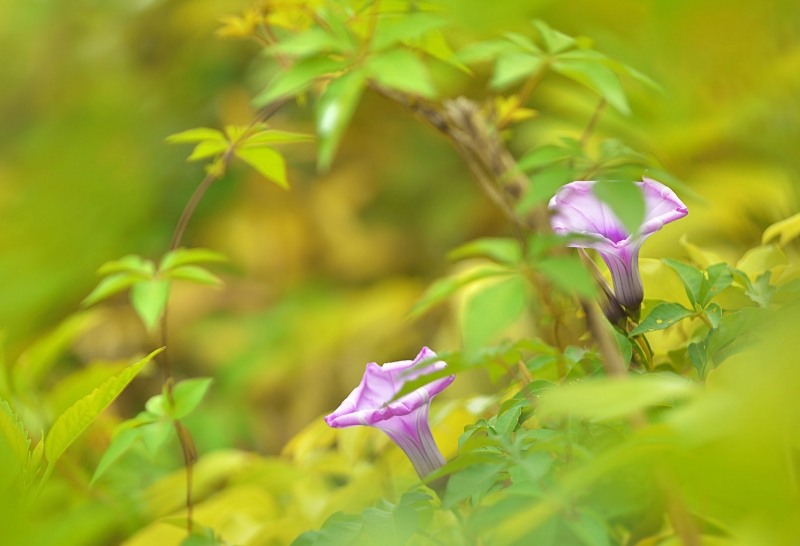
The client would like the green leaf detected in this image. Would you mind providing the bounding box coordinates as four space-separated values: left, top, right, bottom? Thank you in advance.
255 57 349 106
97 255 150 276
703 302 723 329
187 139 229 162
517 165 576 212
491 51 543 89
592 181 645 235
662 259 703 308
82 272 149 307
267 27 351 59
166 128 226 144
517 145 582 172
45 348 161 464
697 263 734 307
409 265 513 318
234 146 288 188
443 463 505 508
491 405 522 435
243 130 314 146
706 308 772 363
172 378 214 420
447 238 522 266
366 49 436 98
372 13 447 51
362 504 418 546
47 361 130 416
141 420 174 460
551 60 630 115
566 509 611 546
457 39 518 64
316 69 366 172
629 303 695 336
462 276 527 354
0 399 30 492
25 432 44 486
131 279 170 331
90 427 140 486
763 211 800 246
688 342 708 379
163 265 222 287
312 519 363 546
536 256 596 298
531 20 576 53
159 248 227 271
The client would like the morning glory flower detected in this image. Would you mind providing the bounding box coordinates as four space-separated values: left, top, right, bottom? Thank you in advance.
325 347 454 488
548 178 688 310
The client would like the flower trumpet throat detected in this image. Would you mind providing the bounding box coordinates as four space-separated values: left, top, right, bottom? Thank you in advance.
325 347 454 488
549 178 688 311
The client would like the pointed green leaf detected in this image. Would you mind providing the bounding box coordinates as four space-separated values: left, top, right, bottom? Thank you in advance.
697 263 733 307
82 272 150 307
552 59 630 115
159 248 227 271
242 130 314 146
267 27 351 59
447 238 522 266
366 49 436 98
90 427 141 486
172 378 214 420
254 57 350 106
362 505 418 546
163 266 222 287
316 69 366 172
187 139 229 162
536 256 596 298
141 420 174 460
166 128 226 144
491 51 544 89
45 348 162 464
234 145 288 188
0 400 30 491
97 255 150 276
531 20 576 53
457 39 518 64
409 266 513 319
131 279 170 331
629 302 694 336
372 13 447 51
662 259 703 308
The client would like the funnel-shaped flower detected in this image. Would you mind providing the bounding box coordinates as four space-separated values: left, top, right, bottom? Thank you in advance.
325 347 454 481
549 178 688 309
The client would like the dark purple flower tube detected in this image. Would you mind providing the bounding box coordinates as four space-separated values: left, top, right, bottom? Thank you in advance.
548 178 688 310
325 347 455 481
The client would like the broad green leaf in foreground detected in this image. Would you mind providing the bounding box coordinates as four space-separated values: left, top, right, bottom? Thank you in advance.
45 348 163 464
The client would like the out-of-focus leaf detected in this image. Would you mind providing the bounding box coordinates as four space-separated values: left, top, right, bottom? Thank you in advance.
267 27 351 59
45 348 161 464
131 279 170 331
97 255 150 276
163 266 222 287
316 69 366 172
372 13 446 51
704 302 723 329
662 259 704 308
462 276 527 354
517 165 576 212
531 20 576 53
763 212 800 247
447 238 522 266
537 375 695 422
187 139 229 162
551 60 630 115
47 360 130 416
255 57 350 106
82 272 149 307
706 307 772 362
165 128 226 144
491 405 521 435
517 145 582 172
25 432 44 486
172 378 214 420
159 248 227 271
457 39 517 64
141 421 174 460
366 49 436 98
630 303 694 336
362 504 418 546
0 399 30 492
443 463 505 508
409 265 513 318
566 509 611 546
242 130 314 146
491 52 544 89
536 255 596 298
90 427 141 486
593 181 645 235
735 245 787 279
234 146 287 188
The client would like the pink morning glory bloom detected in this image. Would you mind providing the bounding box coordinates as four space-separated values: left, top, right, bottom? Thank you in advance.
325 347 454 482
548 178 688 309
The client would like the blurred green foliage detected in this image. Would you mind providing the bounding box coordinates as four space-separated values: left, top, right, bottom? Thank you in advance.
1 0 800 545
